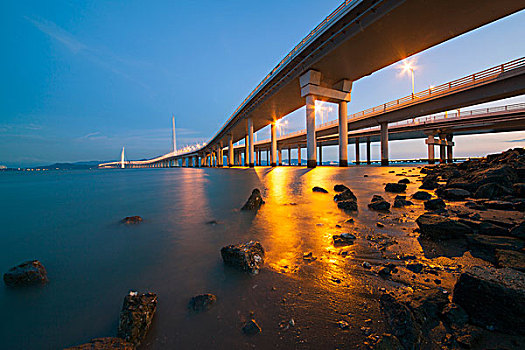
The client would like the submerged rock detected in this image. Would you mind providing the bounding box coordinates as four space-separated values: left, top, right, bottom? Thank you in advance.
412 191 432 200
3 260 48 287
333 233 356 246
334 184 350 192
393 195 413 208
453 266 525 335
241 189 265 210
121 216 143 224
385 183 407 193
64 337 134 350
337 200 358 212
416 213 472 239
117 291 157 347
424 198 446 211
189 294 217 312
312 186 328 193
242 319 262 335
368 195 390 211
334 189 357 202
221 241 265 274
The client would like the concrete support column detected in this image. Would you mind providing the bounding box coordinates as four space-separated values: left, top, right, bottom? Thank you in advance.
439 135 446 164
306 94 317 168
244 137 249 166
355 138 360 165
266 150 269 166
318 144 323 166
271 123 277 167
247 118 254 167
298 146 302 166
278 148 282 166
288 148 291 166
427 135 435 164
366 137 371 164
228 135 234 167
380 122 389 166
446 134 453 163
339 101 348 167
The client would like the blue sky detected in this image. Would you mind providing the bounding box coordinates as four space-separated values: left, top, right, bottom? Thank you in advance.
0 1 524 167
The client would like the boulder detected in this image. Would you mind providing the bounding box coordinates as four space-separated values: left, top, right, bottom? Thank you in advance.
337 200 358 212
398 178 410 184
379 293 422 350
466 234 525 261
3 260 48 287
241 189 265 210
385 183 407 193
189 294 217 312
452 266 525 335
423 198 445 211
221 241 265 274
416 213 473 239
393 195 413 208
121 216 143 224
509 221 525 239
513 183 525 198
412 191 432 200
441 303 469 329
474 183 513 199
495 249 525 272
333 233 356 246
334 184 350 192
441 188 471 201
368 195 390 211
420 177 438 190
334 189 357 202
483 200 515 211
117 291 157 347
242 319 262 335
312 186 328 193
64 337 134 350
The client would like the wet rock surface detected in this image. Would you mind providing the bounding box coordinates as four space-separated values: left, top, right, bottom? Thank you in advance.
312 186 328 193
64 337 135 350
334 184 350 192
189 293 217 312
242 319 262 335
241 189 265 210
416 213 472 240
121 216 143 224
412 191 432 200
393 195 413 208
385 183 407 193
337 200 358 212
221 241 265 274
117 291 158 347
334 188 357 202
3 260 48 287
368 195 391 211
424 198 446 211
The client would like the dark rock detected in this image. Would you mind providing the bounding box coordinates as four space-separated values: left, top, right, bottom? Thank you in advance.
495 249 525 272
373 334 403 350
121 216 143 224
393 195 413 208
466 234 525 261
408 289 449 330
424 198 446 211
334 189 357 202
337 200 358 212
3 260 48 287
452 266 525 335
379 293 422 350
241 189 265 211
464 200 486 211
221 241 265 274
242 319 262 335
312 186 328 193
334 184 350 192
513 183 525 198
362 261 372 269
416 213 473 239
385 183 407 193
441 303 468 329
420 177 438 190
376 222 385 228
398 178 410 184
117 291 157 347
454 325 482 349
474 182 513 199
510 221 525 239
484 200 516 211
64 337 134 350
441 188 471 201
477 221 509 236
406 263 423 273
368 195 390 211
412 191 432 200
189 294 217 312
333 233 356 246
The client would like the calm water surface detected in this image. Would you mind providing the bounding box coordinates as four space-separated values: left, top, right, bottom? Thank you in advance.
0 166 425 349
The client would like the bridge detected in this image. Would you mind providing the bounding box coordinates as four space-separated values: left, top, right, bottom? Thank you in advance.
99 0 525 169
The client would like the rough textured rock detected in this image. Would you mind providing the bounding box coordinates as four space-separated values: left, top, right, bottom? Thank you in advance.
510 221 525 239
474 182 513 199
121 216 143 224
495 249 525 272
398 178 410 184
514 183 525 198
441 188 471 201
117 291 157 347
453 266 525 335
412 191 432 200
441 303 468 329
466 234 525 261
393 195 413 208
416 213 473 239
334 189 357 202
368 195 390 211
312 186 328 193
385 183 407 193
221 241 265 274
420 177 438 190
337 200 358 212
379 293 422 350
242 319 262 335
424 198 446 211
241 189 265 210
483 200 515 211
64 337 134 350
3 260 48 287
333 233 356 246
189 293 217 312
334 184 350 192
373 334 403 350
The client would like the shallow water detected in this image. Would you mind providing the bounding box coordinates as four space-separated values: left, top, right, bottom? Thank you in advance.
1 166 431 349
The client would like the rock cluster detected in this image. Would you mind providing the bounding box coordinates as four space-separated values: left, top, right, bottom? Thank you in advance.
121 216 143 224
241 189 265 210
117 291 158 347
3 260 48 287
334 187 358 212
221 241 265 274
368 195 390 211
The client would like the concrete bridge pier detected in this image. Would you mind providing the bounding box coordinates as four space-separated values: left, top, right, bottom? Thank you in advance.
426 135 435 164
271 123 277 167
318 144 323 165
228 135 234 167
278 148 282 166
339 100 348 167
255 149 259 166
306 94 317 168
439 134 447 164
366 137 371 165
288 148 291 166
380 122 389 166
446 134 454 163
297 146 302 166
355 138 360 165
247 118 254 167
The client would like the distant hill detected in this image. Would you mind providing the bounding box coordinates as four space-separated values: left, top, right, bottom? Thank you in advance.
34 161 111 170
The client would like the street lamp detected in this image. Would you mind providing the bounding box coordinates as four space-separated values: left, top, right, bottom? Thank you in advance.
400 59 416 97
